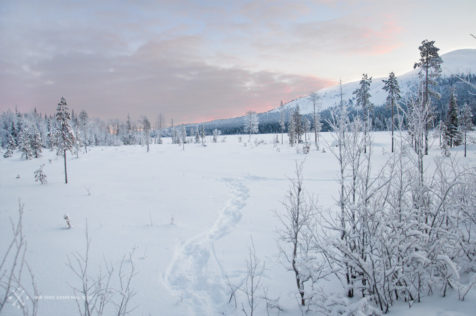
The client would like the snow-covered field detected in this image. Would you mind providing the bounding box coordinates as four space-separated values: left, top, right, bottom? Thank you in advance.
1 132 475 315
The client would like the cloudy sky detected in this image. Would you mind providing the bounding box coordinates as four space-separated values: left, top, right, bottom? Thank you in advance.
0 0 475 124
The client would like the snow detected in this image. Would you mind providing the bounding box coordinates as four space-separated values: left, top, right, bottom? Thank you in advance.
1 132 475 315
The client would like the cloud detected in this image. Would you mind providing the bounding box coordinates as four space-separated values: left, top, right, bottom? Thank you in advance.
290 16 402 56
1 0 473 122
0 36 334 123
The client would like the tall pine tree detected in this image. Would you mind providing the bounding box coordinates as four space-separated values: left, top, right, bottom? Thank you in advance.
382 72 401 153
310 92 320 149
55 97 75 184
414 39 442 155
353 74 372 153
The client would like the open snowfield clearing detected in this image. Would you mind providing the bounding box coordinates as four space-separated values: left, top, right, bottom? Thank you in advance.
1 132 476 315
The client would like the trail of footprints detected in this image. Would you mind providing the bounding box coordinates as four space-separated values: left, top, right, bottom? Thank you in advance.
164 179 249 315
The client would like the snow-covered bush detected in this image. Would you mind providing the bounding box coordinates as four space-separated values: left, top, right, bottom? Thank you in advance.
277 162 328 307
34 164 47 184
315 101 476 313
67 226 136 316
0 202 39 314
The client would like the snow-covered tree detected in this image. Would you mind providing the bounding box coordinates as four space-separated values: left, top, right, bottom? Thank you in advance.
460 102 473 157
279 108 286 144
444 91 461 148
123 114 135 145
18 127 33 160
243 111 259 141
303 117 311 144
314 111 321 149
277 162 317 307
212 129 220 143
353 74 372 153
382 72 401 152
30 128 42 158
46 117 54 149
142 116 151 152
180 125 187 150
288 115 296 146
155 113 164 144
55 97 75 184
199 125 206 145
291 106 304 144
78 110 89 153
309 92 320 150
194 126 200 144
3 133 15 158
414 39 443 155
34 164 47 184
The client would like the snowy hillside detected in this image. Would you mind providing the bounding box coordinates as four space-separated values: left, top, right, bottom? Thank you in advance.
271 49 476 114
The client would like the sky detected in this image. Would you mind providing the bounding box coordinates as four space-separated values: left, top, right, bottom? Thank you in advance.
0 0 475 124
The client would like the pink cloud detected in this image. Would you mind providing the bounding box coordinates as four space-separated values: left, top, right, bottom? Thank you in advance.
0 37 335 124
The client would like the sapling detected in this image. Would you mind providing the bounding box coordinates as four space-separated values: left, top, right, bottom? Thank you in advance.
64 214 72 229
34 164 47 184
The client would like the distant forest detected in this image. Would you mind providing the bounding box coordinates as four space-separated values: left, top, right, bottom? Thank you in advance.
203 74 476 134
1 74 475 151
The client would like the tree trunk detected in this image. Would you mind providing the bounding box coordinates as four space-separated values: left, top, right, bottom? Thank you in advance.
391 100 394 153
424 65 429 155
314 103 318 150
464 132 467 157
64 149 68 184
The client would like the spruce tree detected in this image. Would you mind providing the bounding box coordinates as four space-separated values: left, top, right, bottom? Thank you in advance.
414 39 442 155
55 97 75 184
10 121 18 147
382 72 400 152
142 116 151 152
292 106 303 143
30 128 42 158
279 109 286 144
78 110 89 153
353 74 373 153
46 118 54 149
3 133 16 158
444 91 461 148
18 128 33 160
288 114 296 146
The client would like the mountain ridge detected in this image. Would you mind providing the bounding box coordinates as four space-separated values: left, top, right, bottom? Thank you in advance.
270 48 476 116
186 49 476 132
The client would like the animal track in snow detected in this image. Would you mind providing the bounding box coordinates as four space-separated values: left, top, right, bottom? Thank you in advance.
164 179 249 315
